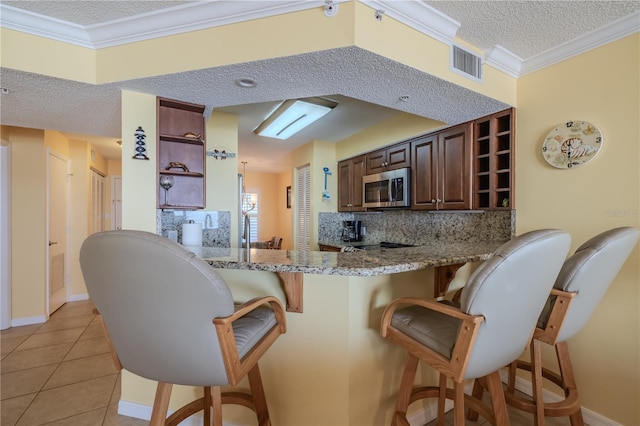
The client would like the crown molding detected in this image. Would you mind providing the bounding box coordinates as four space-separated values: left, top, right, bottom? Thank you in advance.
0 1 328 49
359 0 460 45
520 10 640 76
0 5 92 47
485 45 523 78
1 1 637 76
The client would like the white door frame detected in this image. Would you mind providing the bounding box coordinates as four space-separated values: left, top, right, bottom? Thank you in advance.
111 175 122 230
46 149 69 317
0 145 11 329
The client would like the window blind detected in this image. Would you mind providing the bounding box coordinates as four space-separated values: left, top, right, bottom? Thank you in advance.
242 192 259 243
90 169 105 235
295 164 311 251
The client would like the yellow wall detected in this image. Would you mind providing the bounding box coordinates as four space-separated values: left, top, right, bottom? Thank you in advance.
516 34 640 424
120 91 157 233
290 139 337 250
205 111 240 246
8 127 47 320
4 125 124 314
336 113 445 161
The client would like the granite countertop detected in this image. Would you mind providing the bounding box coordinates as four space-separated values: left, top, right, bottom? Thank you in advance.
192 240 506 276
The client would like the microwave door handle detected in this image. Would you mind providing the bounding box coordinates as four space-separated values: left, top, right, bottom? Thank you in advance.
390 179 396 203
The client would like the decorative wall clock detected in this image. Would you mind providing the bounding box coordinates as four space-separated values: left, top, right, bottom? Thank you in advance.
542 121 602 169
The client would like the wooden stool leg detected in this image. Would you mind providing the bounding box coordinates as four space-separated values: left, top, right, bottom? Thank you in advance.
466 378 483 421
453 381 465 426
530 339 545 426
248 364 271 426
437 374 447 426
507 360 517 394
393 354 420 425
556 341 584 426
150 382 172 426
211 386 222 426
203 386 212 425
485 371 509 426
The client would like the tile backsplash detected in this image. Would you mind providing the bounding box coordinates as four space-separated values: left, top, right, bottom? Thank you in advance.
319 210 515 245
157 210 231 247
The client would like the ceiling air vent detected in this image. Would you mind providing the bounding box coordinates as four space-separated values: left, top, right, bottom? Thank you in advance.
451 45 483 82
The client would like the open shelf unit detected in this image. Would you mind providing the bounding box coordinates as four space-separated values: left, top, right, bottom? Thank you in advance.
473 108 515 209
157 97 206 209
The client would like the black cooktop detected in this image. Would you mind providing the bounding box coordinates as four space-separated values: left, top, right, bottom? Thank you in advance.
348 241 415 250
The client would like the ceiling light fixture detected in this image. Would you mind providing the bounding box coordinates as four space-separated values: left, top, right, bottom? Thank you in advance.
235 78 257 88
254 97 338 140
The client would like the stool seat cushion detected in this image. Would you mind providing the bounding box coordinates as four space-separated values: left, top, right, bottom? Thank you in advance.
233 306 277 359
392 305 461 359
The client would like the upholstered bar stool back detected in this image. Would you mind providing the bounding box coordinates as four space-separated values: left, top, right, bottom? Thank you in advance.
381 229 571 425
80 230 286 426
504 227 639 425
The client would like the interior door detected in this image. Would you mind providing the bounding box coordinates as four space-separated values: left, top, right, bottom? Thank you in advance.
48 151 68 315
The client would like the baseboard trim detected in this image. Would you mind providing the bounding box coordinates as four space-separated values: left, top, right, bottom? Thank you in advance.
68 293 89 302
11 315 46 327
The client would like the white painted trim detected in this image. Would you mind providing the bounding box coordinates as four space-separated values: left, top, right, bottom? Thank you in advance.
359 0 460 46
0 1 330 49
118 399 243 426
68 293 90 302
498 369 621 426
485 45 523 78
11 315 46 327
0 145 12 330
521 11 640 76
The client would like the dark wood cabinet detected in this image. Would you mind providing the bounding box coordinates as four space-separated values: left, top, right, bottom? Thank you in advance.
473 108 514 209
411 123 472 210
318 244 342 252
365 142 410 175
338 155 366 212
157 97 206 209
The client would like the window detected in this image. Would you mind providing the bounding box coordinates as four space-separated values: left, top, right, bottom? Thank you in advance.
90 169 105 234
295 164 311 251
242 192 259 243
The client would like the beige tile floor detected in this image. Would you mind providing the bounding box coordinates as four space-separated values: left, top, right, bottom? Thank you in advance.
2 300 575 426
1 300 147 426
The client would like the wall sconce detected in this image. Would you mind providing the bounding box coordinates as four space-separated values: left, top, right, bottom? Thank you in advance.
132 126 149 160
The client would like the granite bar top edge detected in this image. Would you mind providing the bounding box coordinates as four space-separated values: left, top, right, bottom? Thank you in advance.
195 240 505 277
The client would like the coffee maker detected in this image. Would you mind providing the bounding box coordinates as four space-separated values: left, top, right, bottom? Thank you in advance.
342 220 363 242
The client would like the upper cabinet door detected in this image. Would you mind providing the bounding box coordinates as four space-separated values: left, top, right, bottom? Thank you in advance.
366 142 410 175
438 123 472 210
411 135 438 210
337 155 366 212
411 123 472 211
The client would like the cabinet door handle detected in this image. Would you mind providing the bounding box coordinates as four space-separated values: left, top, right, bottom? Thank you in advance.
49 241 58 246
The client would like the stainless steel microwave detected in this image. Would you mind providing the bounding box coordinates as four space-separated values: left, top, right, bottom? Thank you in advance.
362 168 410 208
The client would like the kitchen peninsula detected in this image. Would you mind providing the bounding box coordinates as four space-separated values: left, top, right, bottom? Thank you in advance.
162 239 505 425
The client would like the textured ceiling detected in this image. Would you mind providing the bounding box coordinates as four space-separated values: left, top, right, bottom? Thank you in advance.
425 1 639 59
1 1 638 172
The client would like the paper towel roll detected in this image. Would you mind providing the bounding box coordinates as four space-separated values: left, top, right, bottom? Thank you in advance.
182 222 202 246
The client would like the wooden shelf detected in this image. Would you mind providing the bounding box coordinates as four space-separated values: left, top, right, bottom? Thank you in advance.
159 170 204 177
158 134 204 145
